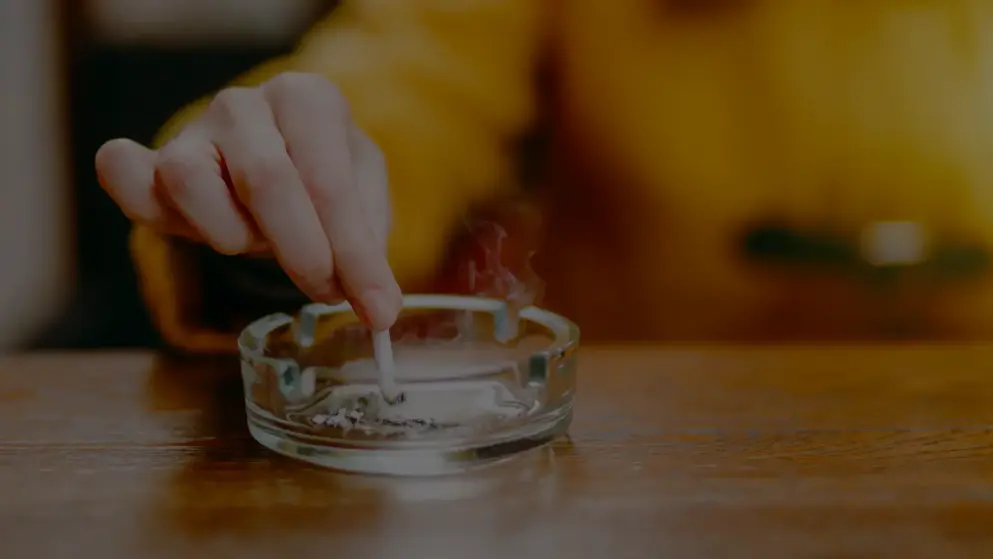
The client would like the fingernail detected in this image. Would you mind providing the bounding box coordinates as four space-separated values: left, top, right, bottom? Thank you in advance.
357 288 400 331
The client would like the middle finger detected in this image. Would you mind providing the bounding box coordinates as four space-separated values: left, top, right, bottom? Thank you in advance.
207 87 338 302
264 77 401 329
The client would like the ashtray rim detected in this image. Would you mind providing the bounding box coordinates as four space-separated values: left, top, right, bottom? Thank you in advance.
237 293 580 363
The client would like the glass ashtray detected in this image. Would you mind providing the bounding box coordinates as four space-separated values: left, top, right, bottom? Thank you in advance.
238 294 579 476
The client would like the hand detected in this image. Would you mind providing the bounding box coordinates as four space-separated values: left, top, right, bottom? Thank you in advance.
95 72 402 331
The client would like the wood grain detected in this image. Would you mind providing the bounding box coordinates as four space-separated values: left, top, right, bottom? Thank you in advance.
2 347 993 558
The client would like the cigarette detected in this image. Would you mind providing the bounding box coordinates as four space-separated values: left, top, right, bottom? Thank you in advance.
373 329 404 404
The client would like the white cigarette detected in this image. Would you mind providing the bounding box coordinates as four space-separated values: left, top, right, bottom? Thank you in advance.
373 329 403 404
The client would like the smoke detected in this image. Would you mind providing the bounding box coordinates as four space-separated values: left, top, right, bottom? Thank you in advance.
389 211 545 345
461 216 545 311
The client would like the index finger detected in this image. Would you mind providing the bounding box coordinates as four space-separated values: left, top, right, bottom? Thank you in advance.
263 75 402 331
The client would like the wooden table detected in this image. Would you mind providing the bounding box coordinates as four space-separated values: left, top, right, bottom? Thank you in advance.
2 348 993 558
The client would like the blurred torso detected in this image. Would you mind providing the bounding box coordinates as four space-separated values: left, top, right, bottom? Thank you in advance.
508 0 993 342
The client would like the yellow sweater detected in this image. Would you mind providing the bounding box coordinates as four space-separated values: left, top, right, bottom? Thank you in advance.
132 0 993 351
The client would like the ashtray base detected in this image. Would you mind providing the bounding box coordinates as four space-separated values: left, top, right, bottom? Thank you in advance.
245 404 572 476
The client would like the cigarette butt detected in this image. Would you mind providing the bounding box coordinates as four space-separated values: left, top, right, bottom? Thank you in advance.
373 329 403 404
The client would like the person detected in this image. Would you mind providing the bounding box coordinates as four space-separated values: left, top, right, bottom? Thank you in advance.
95 0 993 352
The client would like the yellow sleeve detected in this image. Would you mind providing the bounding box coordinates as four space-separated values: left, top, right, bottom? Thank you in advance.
130 0 546 354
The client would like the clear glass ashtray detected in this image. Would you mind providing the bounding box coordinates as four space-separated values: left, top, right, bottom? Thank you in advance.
238 294 579 476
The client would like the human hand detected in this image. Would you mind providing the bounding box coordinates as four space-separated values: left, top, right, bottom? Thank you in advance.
95 72 402 331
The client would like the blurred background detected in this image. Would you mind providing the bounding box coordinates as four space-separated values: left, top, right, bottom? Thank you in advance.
3 0 338 350
8 1 993 349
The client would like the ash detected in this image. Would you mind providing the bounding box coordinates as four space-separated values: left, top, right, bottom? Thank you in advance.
310 391 447 435
308 380 530 438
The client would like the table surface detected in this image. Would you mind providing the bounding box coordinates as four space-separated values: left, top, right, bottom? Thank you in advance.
2 347 993 558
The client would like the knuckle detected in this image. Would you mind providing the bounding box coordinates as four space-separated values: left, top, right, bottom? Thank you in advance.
266 72 349 118
237 155 295 199
207 86 263 125
306 182 339 211
155 148 202 198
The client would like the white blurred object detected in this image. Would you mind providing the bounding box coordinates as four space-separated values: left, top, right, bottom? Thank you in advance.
0 0 73 350
86 0 328 46
860 221 930 267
